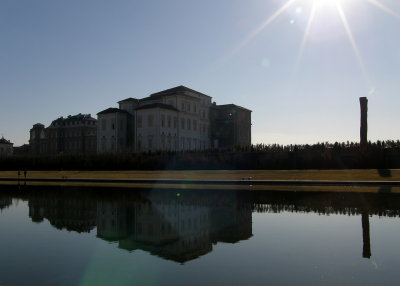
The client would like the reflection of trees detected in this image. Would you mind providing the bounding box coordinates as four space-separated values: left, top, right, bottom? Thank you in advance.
252 192 400 218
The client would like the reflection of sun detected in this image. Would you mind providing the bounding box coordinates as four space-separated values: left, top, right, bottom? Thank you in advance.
229 0 400 83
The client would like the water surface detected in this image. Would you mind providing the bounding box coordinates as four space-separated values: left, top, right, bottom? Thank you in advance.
0 186 399 285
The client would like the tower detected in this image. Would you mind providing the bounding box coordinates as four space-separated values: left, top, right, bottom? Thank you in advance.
359 97 368 147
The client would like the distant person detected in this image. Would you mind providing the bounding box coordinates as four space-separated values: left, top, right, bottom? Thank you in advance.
24 170 27 179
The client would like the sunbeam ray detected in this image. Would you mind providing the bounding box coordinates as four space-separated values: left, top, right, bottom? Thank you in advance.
336 2 370 84
225 0 298 60
367 0 400 20
293 1 318 74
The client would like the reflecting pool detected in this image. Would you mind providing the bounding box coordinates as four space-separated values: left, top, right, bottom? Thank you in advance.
0 186 399 285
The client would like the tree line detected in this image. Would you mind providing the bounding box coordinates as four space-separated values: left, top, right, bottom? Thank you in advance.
2 140 400 170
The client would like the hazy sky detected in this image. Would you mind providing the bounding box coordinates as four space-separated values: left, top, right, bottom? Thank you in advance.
1 0 400 146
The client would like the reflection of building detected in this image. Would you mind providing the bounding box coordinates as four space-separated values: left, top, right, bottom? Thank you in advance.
0 137 13 157
29 114 97 155
0 196 12 211
28 196 96 233
96 193 252 263
97 85 251 153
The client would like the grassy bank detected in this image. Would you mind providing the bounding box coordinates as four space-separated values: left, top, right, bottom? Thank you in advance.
1 169 399 193
1 169 400 180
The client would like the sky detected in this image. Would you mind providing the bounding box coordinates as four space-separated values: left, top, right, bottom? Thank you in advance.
1 0 400 146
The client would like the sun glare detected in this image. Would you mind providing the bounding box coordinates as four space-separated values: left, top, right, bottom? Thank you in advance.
312 0 346 5
227 0 400 84
311 0 354 10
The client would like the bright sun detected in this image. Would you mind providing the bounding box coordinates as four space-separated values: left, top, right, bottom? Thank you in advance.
230 0 399 82
311 0 351 9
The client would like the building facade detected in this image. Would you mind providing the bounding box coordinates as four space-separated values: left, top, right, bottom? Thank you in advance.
210 104 252 148
0 137 13 157
97 85 251 153
29 114 97 155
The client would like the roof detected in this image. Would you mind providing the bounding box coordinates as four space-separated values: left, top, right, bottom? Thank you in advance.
150 85 211 98
215 104 252 112
97 108 129 115
50 113 96 126
135 103 179 112
139 95 163 103
0 137 13 145
118 97 139 104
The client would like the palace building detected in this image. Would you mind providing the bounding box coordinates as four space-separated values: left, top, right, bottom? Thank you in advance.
29 114 97 155
97 85 251 153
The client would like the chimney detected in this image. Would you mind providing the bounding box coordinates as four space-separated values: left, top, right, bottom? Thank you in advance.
359 97 368 147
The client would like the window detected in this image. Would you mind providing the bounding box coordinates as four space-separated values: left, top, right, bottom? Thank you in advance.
161 114 165 127
194 104 197 113
111 118 115 130
173 117 177 128
187 119 191 130
188 103 191 112
193 120 197 131
111 137 115 150
167 115 171 128
161 133 166 149
181 118 185 129
148 115 154 127
174 136 178 149
102 119 106 131
137 136 142 150
167 134 171 150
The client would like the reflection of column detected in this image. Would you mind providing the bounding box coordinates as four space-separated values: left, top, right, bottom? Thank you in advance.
362 212 371 259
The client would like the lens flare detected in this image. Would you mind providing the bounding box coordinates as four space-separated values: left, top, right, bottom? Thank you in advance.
336 2 370 84
367 0 400 20
293 2 318 74
225 0 297 59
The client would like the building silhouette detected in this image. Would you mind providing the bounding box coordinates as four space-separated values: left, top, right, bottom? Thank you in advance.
97 85 252 153
0 137 13 157
29 114 97 155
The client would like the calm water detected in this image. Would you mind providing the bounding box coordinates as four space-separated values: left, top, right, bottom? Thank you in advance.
0 186 399 286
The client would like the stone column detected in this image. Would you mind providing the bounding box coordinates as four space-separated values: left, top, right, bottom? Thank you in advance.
359 97 368 147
